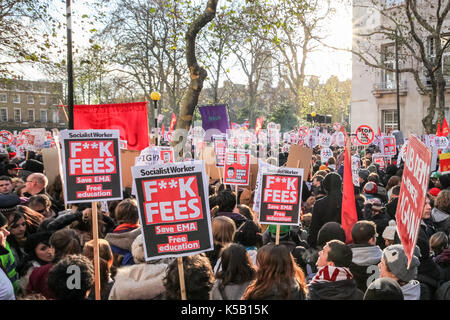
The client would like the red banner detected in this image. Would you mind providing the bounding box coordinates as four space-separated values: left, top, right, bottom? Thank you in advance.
169 112 177 132
341 135 358 244
396 135 431 267
255 117 264 136
74 102 149 151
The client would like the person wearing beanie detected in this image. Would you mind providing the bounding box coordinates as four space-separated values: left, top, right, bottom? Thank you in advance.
308 240 364 300
439 173 450 190
378 244 421 300
0 194 21 220
362 181 379 201
316 222 346 248
382 220 398 248
367 164 377 174
349 221 383 292
429 187 441 197
307 172 343 248
358 169 370 192
430 172 442 189
363 277 404 300
108 233 171 300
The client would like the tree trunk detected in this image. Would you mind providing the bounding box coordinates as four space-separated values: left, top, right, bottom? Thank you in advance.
175 0 218 133
422 76 437 134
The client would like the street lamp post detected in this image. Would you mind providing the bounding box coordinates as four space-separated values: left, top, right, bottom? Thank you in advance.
395 27 401 132
150 91 161 146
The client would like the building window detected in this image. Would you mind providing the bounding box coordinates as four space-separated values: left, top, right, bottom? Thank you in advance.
27 95 34 104
39 96 46 105
40 109 47 122
382 110 398 134
382 44 397 88
28 109 35 122
385 0 404 6
51 97 58 105
0 93 6 103
0 108 7 121
13 94 20 104
14 108 21 122
52 110 59 123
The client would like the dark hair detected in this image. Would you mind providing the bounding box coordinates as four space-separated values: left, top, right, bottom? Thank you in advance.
368 173 380 184
16 205 44 234
242 243 307 300
0 175 12 182
163 254 214 300
48 254 94 300
28 194 51 210
236 204 254 221
386 176 401 192
326 240 353 267
391 185 401 196
115 198 139 224
216 189 237 213
216 244 256 290
50 229 82 263
351 220 377 244
106 200 121 221
0 212 7 228
234 220 262 248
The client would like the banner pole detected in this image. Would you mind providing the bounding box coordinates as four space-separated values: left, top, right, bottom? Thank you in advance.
235 184 238 204
275 224 280 245
91 201 101 300
177 257 187 300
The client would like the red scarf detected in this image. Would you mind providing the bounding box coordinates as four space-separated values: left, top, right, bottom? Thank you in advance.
309 266 353 284
114 223 139 233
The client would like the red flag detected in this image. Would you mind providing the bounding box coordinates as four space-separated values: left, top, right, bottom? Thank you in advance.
341 133 358 244
74 102 149 151
255 117 264 136
442 118 449 137
161 124 165 140
437 122 442 137
169 112 177 132
378 126 382 136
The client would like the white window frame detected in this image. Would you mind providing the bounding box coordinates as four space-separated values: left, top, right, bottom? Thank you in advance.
39 96 46 105
52 110 59 123
40 109 48 123
0 108 7 121
13 94 20 104
28 109 35 122
382 110 398 134
14 108 21 122
0 93 7 103
27 95 34 104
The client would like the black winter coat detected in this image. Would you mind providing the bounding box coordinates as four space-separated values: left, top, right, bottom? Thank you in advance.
307 279 364 300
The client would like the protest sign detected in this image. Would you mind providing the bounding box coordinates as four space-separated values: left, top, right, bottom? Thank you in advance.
435 136 448 150
439 152 450 174
319 133 332 148
351 156 360 186
392 130 404 146
253 159 278 213
212 135 227 167
60 129 123 203
396 135 431 267
0 131 13 145
372 153 386 170
199 104 230 138
131 161 213 261
285 145 313 179
41 148 62 188
120 149 141 188
200 146 222 181
356 125 374 145
333 122 342 132
298 126 309 138
381 136 396 156
320 147 333 163
223 148 250 185
258 166 304 225
160 147 174 164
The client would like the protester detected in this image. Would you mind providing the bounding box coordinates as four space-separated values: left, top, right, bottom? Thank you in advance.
213 189 247 228
382 220 398 248
5 163 22 178
104 198 141 267
363 277 404 300
233 220 262 265
0 212 19 294
242 243 307 300
0 176 14 195
308 240 363 300
378 244 421 300
211 243 256 300
22 173 63 213
26 229 82 299
349 221 383 292
83 239 115 300
206 216 236 271
163 254 214 300
108 234 170 300
47 254 94 300
27 194 56 219
431 190 450 236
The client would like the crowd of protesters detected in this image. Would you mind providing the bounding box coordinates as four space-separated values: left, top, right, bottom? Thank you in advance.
1 142 450 301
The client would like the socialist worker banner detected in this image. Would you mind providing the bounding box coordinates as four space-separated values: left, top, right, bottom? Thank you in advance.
396 134 431 266
223 148 251 185
258 167 304 225
132 161 213 261
60 130 123 203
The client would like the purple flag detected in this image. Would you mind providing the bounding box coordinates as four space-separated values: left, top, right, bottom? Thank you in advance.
199 104 230 140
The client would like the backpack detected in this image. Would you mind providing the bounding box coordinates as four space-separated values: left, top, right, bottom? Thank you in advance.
434 280 450 300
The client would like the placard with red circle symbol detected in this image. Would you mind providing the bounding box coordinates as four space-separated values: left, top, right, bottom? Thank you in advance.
298 126 309 138
355 125 374 145
0 131 13 145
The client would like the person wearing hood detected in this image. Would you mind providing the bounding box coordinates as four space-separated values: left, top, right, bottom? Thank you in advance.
307 172 343 248
307 240 364 300
438 173 450 190
378 244 421 300
349 221 383 292
363 277 404 300
431 190 450 237
108 233 171 300
421 194 437 239
431 232 450 279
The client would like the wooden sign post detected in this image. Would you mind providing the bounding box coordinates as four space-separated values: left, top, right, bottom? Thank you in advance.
178 257 187 300
91 201 101 300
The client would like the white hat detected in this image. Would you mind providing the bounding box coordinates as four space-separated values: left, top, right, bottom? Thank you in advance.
382 220 397 241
